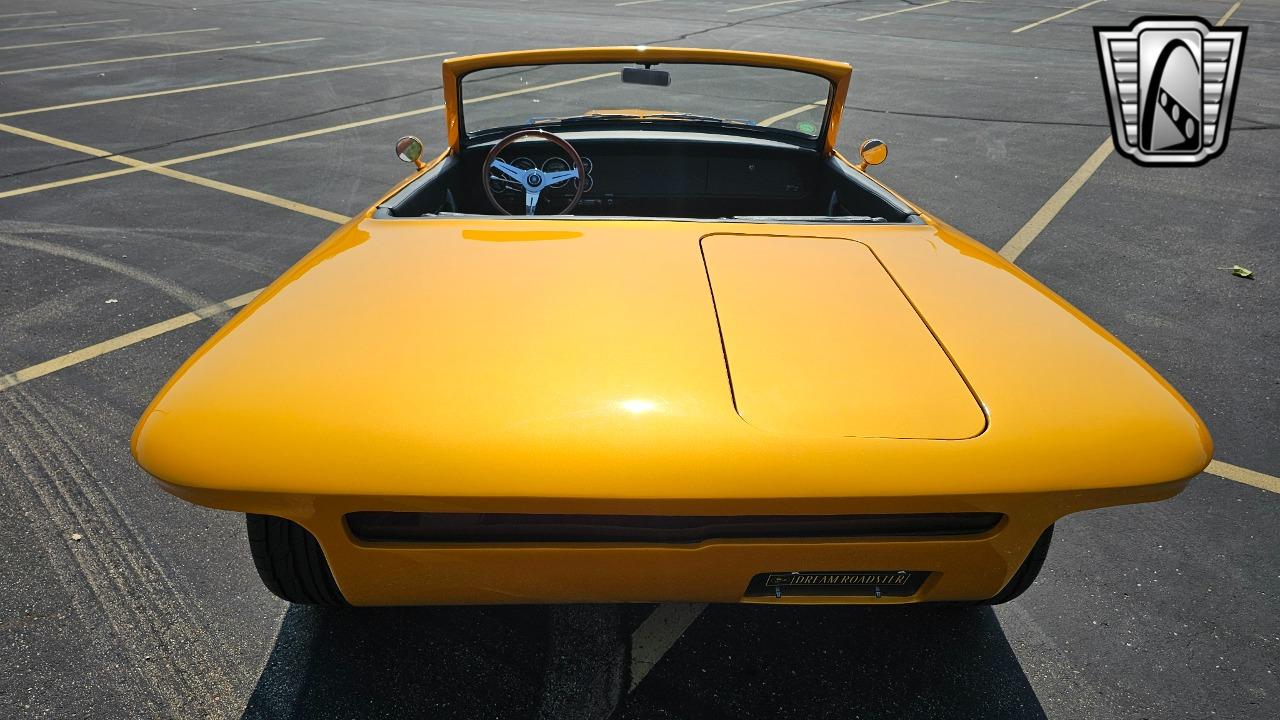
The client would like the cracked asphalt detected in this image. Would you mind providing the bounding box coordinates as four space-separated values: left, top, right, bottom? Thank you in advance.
0 1 1276 718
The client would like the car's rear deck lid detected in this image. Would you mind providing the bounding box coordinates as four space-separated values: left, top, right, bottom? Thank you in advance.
701 234 985 439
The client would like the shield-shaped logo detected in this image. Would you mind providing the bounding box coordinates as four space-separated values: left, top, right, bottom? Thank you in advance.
1095 17 1247 166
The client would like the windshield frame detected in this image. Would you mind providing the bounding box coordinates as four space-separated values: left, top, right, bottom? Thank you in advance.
441 47 852 155
465 109 827 149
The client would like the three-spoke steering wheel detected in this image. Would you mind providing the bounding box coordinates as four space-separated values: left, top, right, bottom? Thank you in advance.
482 129 585 215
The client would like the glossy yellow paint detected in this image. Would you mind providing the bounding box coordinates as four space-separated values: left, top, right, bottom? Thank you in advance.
131 49 1210 606
135 217 1210 500
133 215 1210 604
702 234 985 439
441 46 852 154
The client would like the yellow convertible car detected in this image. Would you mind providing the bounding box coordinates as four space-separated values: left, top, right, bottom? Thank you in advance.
132 47 1211 606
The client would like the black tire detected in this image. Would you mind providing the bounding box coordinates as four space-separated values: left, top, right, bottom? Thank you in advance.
245 513 347 606
980 523 1054 606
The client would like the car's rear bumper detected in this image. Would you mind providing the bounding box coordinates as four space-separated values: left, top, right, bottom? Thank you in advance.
163 479 1189 605
330 526 1024 605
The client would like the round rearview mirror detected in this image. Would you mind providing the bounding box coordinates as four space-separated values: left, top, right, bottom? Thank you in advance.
858 138 888 169
395 135 425 169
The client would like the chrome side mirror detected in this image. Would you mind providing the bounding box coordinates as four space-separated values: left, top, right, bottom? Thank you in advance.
395 135 426 170
856 138 887 171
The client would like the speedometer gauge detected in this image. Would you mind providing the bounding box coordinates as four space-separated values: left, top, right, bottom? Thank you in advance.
489 156 536 194
574 157 593 193
542 156 573 188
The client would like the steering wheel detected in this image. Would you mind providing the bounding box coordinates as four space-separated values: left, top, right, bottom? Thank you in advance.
483 129 585 215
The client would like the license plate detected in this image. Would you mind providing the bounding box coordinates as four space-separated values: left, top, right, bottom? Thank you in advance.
745 570 928 597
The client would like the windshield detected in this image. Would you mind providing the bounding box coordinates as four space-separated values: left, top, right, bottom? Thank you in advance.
460 62 832 140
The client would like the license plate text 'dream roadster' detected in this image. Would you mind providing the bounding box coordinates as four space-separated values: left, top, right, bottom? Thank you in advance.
745 571 929 597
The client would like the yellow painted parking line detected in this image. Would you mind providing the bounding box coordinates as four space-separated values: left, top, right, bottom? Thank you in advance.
0 27 219 52
0 11 58 19
992 1 1269 492
999 0 1246 262
462 71 617 106
0 50 455 119
0 121 349 223
1218 0 1244 24
156 106 444 165
758 98 825 127
998 138 1111 262
1011 0 1105 34
858 0 952 22
0 69 621 392
630 604 707 690
1206 461 1280 495
0 37 325 77
0 18 129 34
0 71 616 203
0 290 261 391
0 121 129 160
147 164 349 223
728 0 807 13
146 72 611 167
0 166 145 201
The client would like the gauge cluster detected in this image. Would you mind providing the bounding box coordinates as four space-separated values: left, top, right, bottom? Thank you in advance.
489 155 594 195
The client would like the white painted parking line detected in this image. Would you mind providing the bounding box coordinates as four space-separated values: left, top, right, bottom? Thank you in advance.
1207 460 1280 495
0 37 325 76
630 603 707 690
1011 0 1105 34
0 11 58 19
0 27 219 52
616 0 665 6
728 0 807 14
858 0 952 22
0 18 129 34
0 290 262 390
0 50 455 119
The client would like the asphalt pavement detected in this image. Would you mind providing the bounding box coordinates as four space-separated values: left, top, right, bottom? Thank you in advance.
0 1 1276 718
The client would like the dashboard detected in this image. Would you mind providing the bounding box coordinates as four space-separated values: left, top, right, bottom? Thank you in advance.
471 133 819 216
374 130 911 220
377 130 915 221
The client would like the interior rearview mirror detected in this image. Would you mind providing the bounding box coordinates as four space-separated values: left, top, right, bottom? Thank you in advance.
395 135 426 170
621 67 671 87
856 138 888 171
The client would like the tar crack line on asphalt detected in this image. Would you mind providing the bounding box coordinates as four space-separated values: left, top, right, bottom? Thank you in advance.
0 386 250 716
0 233 217 312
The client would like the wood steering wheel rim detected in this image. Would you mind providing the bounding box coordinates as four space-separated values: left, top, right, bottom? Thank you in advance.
482 129 585 216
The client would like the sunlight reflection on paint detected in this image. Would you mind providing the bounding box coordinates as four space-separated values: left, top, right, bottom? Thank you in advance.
618 398 659 414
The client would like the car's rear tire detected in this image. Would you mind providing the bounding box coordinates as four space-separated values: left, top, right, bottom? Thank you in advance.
980 523 1054 605
246 513 347 606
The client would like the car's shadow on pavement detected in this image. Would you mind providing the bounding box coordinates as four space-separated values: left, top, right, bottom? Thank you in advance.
240 603 1044 719
239 604 550 719
618 604 1047 719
